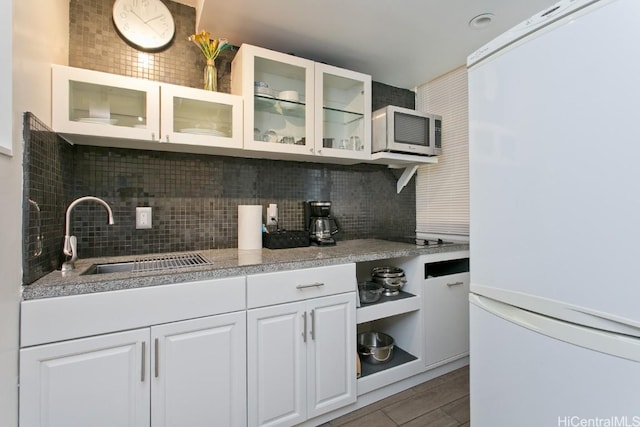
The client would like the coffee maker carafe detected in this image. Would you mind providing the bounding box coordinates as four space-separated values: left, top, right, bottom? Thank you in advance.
305 201 340 246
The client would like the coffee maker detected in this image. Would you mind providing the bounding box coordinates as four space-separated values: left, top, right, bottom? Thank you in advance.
305 201 340 246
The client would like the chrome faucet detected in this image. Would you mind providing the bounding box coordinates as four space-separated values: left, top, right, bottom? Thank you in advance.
62 196 114 273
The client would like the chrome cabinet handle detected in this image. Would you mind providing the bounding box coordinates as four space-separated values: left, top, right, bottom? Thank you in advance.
296 282 325 290
302 311 307 343
447 281 464 287
154 338 159 378
141 341 146 382
310 309 316 340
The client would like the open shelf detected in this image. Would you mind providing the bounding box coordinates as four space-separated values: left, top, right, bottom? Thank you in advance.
359 346 418 378
323 106 364 125
254 95 305 118
360 290 415 307
356 346 423 395
357 290 420 324
367 151 438 167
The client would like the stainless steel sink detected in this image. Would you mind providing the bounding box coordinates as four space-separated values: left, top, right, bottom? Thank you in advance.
82 252 212 275
83 262 136 275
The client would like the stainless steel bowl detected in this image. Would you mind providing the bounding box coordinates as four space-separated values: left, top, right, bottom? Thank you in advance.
357 331 394 364
371 266 405 278
371 275 407 296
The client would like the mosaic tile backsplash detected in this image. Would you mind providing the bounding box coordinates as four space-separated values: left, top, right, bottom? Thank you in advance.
22 114 75 285
69 0 247 93
23 114 416 283
70 146 416 259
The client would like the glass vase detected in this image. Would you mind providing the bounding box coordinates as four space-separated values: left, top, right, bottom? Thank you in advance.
204 59 217 91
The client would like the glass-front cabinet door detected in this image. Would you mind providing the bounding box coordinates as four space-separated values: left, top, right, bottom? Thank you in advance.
160 83 243 149
52 65 160 141
314 64 371 160
231 44 315 156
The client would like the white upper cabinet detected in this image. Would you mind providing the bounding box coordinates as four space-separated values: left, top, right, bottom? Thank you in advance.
314 63 371 160
52 64 160 141
52 65 243 150
52 54 376 164
160 83 243 149
231 44 316 157
231 44 372 161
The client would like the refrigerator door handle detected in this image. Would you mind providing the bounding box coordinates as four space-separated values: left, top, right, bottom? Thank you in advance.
470 293 640 363
471 283 640 337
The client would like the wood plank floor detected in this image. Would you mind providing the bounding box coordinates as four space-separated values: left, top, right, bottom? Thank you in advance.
322 366 470 427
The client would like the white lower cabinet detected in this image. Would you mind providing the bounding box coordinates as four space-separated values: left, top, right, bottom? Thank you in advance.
247 293 356 427
423 259 470 368
19 254 472 427
19 311 246 427
19 329 150 427
151 312 247 427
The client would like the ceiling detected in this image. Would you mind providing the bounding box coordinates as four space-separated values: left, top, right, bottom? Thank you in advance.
185 0 556 89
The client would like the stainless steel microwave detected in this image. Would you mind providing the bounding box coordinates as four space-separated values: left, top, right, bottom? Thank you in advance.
371 106 441 156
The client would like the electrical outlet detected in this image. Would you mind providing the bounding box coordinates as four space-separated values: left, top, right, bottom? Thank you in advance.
136 207 152 229
267 204 278 225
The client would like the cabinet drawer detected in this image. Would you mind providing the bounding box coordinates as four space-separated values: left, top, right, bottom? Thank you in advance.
21 276 246 347
423 272 470 367
247 263 356 308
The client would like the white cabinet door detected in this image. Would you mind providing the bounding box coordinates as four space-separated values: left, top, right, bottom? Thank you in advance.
306 293 356 419
159 83 243 149
231 43 316 156
151 311 247 427
52 64 160 141
423 272 470 367
247 301 307 427
19 329 150 427
247 293 356 427
314 63 371 161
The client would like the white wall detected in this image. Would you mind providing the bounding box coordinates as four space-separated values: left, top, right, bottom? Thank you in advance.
0 1 68 426
0 3 18 426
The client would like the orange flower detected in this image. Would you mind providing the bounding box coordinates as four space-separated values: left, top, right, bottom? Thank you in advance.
188 30 232 60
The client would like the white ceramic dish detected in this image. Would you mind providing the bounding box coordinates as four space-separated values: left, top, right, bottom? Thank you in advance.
77 118 118 125
255 87 274 97
279 90 299 102
179 128 226 137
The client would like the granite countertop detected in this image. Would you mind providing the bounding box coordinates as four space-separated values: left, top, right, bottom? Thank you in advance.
22 239 469 301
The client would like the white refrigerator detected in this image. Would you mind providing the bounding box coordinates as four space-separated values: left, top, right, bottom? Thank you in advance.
467 0 640 425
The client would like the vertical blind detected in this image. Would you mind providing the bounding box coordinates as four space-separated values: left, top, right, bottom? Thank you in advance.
415 66 469 236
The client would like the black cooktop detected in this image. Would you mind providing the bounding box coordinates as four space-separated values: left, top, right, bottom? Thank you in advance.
379 236 455 247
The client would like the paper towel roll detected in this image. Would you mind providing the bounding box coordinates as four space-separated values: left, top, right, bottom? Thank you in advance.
238 205 263 250
238 249 263 266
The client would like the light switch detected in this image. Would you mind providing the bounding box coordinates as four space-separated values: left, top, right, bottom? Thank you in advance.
136 207 152 229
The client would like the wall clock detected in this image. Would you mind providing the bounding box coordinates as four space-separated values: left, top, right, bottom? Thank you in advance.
112 0 176 50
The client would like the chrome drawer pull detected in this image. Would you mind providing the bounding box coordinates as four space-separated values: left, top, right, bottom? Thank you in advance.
296 282 325 290
447 281 464 287
310 309 316 340
302 311 307 343
154 338 159 378
141 341 146 382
